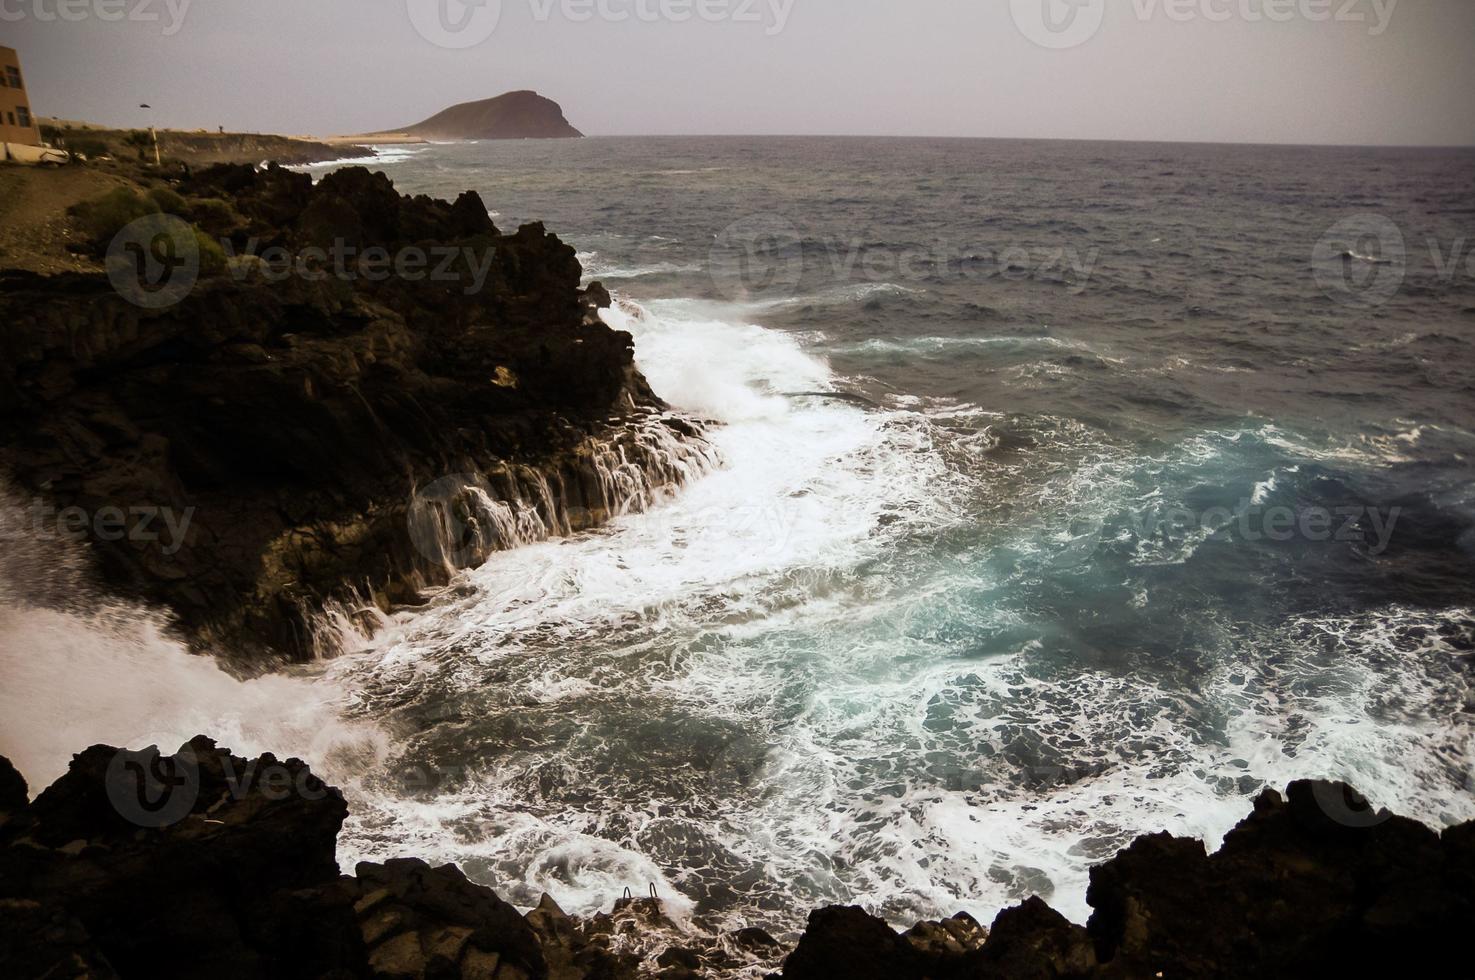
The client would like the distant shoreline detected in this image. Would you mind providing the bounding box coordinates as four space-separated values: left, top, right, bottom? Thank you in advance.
37 118 376 166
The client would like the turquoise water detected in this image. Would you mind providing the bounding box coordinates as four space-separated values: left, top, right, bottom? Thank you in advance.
285 137 1475 935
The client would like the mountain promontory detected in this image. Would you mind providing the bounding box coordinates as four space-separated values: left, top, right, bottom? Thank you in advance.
394 90 584 141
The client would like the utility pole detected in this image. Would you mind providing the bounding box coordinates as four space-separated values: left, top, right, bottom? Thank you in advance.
140 103 160 166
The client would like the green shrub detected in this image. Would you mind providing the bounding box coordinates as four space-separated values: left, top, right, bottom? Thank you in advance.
68 188 160 246
194 227 227 277
147 186 187 214
185 196 244 237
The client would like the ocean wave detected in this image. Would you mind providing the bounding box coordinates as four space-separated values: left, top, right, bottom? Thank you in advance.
576 250 702 280
0 486 386 791
329 299 972 927
288 143 432 172
830 335 1089 358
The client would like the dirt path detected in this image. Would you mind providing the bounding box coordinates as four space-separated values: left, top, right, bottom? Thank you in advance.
0 165 133 274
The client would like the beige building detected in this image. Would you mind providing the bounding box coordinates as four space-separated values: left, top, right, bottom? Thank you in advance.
1 45 42 147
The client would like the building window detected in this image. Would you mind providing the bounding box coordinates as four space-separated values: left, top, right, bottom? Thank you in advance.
6 112 13 127
17 106 30 128
5 66 21 88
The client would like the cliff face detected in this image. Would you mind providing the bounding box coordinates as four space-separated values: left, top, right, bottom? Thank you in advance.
0 164 715 662
397 91 584 141
3 741 1473 979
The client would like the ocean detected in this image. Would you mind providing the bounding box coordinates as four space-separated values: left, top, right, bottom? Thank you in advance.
5 136 1473 941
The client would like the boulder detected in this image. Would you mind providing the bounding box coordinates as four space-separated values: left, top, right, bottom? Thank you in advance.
351 859 546 980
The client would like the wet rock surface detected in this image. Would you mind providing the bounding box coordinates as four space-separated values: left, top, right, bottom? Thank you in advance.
3 742 1473 979
0 164 717 662
780 781 1475 980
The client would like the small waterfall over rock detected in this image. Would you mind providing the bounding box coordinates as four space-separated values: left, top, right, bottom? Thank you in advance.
306 412 723 658
408 413 722 574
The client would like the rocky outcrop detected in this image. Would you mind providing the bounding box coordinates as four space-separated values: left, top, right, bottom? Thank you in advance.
5 742 1474 980
53 128 373 167
781 781 1475 980
395 92 583 141
0 164 717 662
0 738 349 978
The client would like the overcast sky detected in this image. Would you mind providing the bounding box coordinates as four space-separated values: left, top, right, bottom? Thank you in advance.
6 0 1473 144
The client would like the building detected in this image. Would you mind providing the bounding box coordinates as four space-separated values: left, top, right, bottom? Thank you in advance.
0 45 42 147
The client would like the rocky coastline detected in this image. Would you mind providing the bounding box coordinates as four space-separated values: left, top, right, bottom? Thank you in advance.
2 739 1472 979
5 160 1473 979
0 162 718 663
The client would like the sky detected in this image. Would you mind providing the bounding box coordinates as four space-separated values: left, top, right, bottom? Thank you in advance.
5 0 1474 145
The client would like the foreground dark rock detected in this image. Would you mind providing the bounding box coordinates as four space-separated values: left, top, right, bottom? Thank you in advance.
782 783 1475 980
0 164 716 662
3 742 1473 979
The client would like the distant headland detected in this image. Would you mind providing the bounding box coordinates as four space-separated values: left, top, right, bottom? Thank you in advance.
369 90 584 142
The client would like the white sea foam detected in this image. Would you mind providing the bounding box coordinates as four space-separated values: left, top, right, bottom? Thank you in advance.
576 251 702 280
322 297 1475 943
0 488 386 793
289 143 432 172
329 299 968 923
832 335 1088 357
6 287 1470 954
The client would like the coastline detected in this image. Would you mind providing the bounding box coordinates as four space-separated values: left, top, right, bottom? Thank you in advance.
2 737 1472 979
0 158 720 663
3 141 1474 978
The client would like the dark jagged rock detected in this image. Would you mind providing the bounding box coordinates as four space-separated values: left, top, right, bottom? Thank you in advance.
395 91 583 141
781 780 1475 980
0 164 716 662
0 742 557 980
0 755 26 818
781 905 930 980
8 746 1475 980
353 859 546 980
957 898 1094 979
0 738 351 978
1084 780 1475 978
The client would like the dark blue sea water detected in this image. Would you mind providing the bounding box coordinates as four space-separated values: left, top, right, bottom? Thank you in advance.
294 138 1474 938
